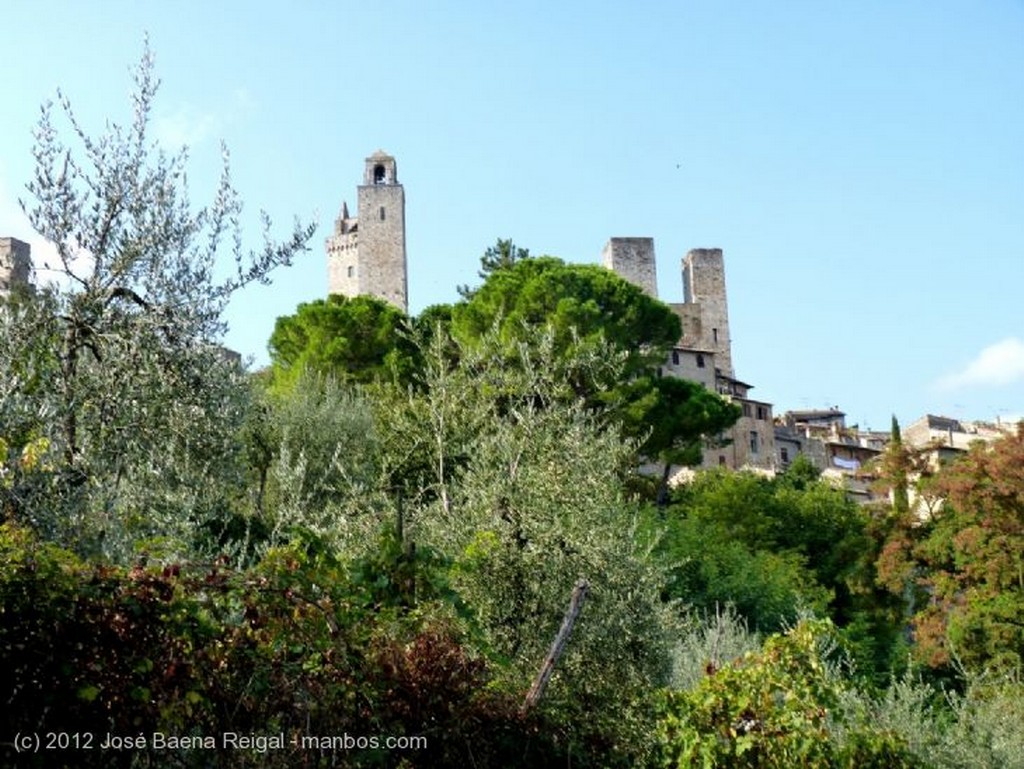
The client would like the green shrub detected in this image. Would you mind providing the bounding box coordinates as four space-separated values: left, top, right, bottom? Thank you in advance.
655 619 922 768
0 522 573 767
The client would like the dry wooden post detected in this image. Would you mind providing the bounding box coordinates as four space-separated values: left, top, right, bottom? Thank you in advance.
521 578 589 713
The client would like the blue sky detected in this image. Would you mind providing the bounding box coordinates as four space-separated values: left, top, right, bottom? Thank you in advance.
2 1 1022 430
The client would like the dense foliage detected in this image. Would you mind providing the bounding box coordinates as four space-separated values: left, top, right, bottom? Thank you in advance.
0 523 572 768
646 465 908 683
267 294 419 390
0 42 314 561
656 620 921 768
878 424 1024 672
451 255 681 378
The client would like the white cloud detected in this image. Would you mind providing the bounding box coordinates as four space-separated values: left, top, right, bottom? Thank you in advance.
154 90 256 150
154 105 221 149
935 338 1024 390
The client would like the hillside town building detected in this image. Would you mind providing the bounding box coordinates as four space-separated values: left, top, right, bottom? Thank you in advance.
602 240 776 472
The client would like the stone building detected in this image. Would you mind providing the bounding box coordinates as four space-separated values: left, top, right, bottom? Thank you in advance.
773 408 890 502
325 151 408 313
603 239 775 472
0 237 31 297
711 375 775 471
903 414 1015 471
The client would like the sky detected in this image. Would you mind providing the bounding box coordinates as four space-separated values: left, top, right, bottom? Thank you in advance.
2 1 1022 431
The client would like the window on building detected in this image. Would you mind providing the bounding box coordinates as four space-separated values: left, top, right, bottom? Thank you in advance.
743 403 752 418
696 353 705 368
713 327 719 344
346 265 354 278
781 447 789 465
373 164 386 184
757 405 767 420
379 206 386 221
671 350 679 365
750 431 759 453
719 455 726 466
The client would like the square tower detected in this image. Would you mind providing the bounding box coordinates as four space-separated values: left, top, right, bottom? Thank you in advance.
326 150 408 313
681 248 732 378
602 237 658 298
0 237 32 297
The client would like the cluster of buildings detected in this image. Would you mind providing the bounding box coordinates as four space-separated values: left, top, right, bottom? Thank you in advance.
4 150 1016 503
320 150 1017 501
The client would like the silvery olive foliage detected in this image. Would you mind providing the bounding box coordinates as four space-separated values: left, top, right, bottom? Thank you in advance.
378 325 678 754
247 371 388 556
0 41 314 560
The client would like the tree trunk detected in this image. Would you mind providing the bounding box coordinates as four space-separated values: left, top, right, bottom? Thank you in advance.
522 579 589 713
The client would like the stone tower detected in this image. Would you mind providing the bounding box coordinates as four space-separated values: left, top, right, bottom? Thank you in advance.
0 237 31 297
326 150 408 313
681 248 733 377
602 237 658 298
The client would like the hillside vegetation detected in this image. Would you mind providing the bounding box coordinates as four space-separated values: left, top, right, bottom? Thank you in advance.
2 45 1022 768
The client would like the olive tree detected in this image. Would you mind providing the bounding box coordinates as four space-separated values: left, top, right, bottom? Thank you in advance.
377 326 678 760
0 42 314 560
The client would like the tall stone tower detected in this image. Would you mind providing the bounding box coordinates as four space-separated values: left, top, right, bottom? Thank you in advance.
326 150 408 313
602 237 658 297
0 237 31 297
681 248 733 377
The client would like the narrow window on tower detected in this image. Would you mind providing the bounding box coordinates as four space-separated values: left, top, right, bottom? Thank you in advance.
713 328 719 344
379 206 386 221
347 266 355 278
696 354 705 368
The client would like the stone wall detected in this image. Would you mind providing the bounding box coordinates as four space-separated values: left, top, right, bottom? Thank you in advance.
668 302 703 350
601 237 657 297
704 400 775 471
356 180 407 312
682 248 732 378
663 346 716 390
326 216 360 299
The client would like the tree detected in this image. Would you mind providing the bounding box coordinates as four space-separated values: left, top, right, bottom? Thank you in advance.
240 371 384 555
886 425 1024 671
370 325 676 762
652 471 831 632
612 374 741 502
889 416 912 516
0 41 314 559
652 469 882 649
267 294 418 391
456 237 530 299
452 256 681 378
451 254 738 480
